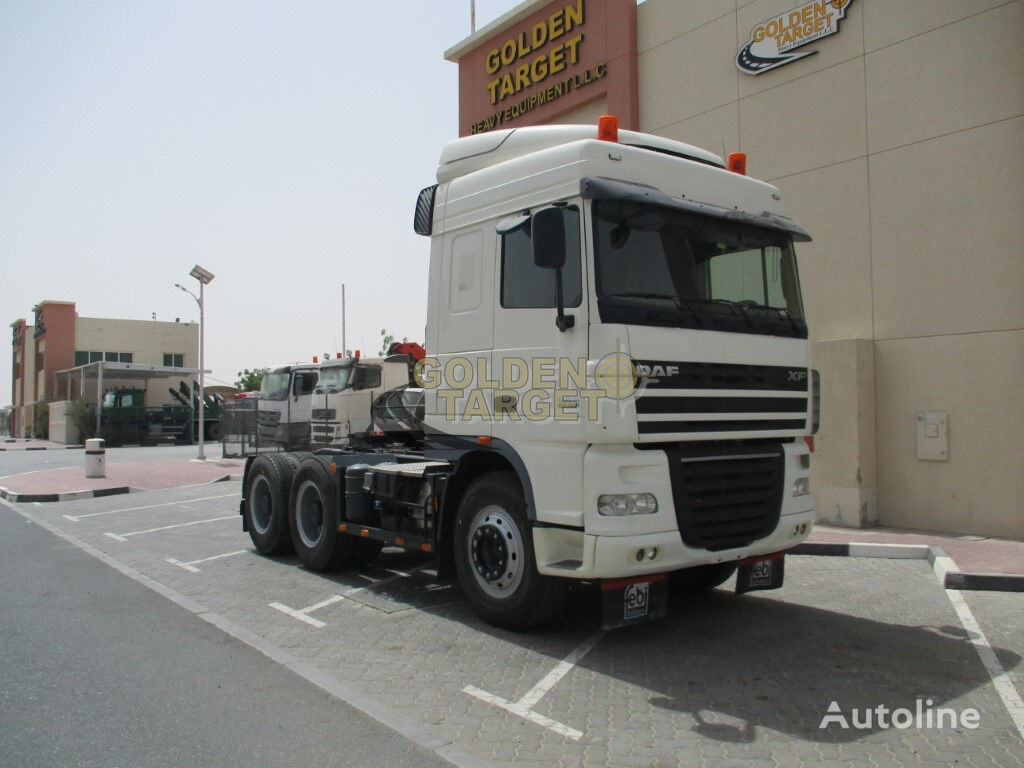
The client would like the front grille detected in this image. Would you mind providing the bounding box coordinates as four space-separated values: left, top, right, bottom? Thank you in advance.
633 361 809 439
634 361 808 391
666 444 784 551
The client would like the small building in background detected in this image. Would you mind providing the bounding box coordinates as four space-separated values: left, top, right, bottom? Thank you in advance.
9 300 198 438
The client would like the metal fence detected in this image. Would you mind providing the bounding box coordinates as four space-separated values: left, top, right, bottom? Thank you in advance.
220 398 313 458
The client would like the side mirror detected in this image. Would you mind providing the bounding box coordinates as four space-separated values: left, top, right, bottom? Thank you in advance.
531 206 574 332
531 207 566 270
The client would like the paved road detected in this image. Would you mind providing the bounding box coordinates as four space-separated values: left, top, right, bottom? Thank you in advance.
2 467 1022 767
0 502 451 768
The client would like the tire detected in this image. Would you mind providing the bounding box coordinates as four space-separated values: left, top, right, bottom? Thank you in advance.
288 456 357 571
670 563 737 591
453 471 567 630
244 454 295 555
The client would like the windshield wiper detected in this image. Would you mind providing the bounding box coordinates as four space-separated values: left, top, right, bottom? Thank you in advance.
603 292 677 300
737 302 803 335
603 292 706 328
680 298 755 330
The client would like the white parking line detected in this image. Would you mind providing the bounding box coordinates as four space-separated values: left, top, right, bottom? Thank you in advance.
64 493 236 522
167 549 249 573
270 595 345 628
946 589 1024 740
104 514 236 542
269 565 432 627
463 630 604 740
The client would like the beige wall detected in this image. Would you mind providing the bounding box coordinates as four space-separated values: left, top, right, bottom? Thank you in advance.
74 317 199 407
636 0 1024 538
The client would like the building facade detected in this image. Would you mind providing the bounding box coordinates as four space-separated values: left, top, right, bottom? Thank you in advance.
445 0 1023 538
9 300 199 437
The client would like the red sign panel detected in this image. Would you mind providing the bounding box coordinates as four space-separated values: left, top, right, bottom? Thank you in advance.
452 0 637 136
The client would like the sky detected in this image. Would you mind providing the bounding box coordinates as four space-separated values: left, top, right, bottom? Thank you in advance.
0 0 517 404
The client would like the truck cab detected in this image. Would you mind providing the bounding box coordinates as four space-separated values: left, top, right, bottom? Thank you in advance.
310 355 410 448
415 119 817 612
256 363 319 450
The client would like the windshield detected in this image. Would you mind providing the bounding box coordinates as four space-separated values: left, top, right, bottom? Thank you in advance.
317 363 354 392
593 200 807 338
260 371 292 401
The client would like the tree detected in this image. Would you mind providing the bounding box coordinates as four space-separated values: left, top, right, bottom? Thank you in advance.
235 368 266 392
378 329 407 357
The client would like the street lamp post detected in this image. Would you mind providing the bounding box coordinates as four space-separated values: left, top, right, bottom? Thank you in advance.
175 264 215 460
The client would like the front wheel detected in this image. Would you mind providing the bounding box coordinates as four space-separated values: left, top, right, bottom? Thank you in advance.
454 472 566 630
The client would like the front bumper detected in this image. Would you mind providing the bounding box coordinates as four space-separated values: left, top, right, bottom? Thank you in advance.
533 440 815 579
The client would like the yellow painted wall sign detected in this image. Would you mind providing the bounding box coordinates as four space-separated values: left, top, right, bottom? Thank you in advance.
737 0 854 74
484 0 589 105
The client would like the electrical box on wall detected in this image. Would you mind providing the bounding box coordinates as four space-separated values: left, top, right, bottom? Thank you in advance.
916 411 949 461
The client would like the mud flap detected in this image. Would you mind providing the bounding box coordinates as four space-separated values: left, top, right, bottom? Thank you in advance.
735 553 785 595
601 573 668 629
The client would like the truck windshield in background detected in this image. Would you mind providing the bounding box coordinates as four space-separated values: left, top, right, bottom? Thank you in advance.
316 363 354 393
593 200 807 338
260 371 292 401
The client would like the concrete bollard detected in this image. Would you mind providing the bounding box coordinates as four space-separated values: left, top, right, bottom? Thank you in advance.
85 438 106 478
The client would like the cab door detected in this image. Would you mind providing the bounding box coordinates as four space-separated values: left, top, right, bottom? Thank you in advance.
490 202 590 526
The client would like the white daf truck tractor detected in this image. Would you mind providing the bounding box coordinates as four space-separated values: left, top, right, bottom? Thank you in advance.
239 116 819 631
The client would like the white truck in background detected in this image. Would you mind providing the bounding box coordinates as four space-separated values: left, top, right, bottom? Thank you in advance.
254 363 319 451
238 117 819 630
310 354 411 448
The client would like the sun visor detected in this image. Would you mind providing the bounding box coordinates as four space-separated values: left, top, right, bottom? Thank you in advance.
580 176 812 242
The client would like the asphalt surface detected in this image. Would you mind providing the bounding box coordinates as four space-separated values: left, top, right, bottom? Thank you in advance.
0 502 450 768
1 446 1022 767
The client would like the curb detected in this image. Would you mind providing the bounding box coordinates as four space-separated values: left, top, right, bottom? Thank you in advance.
792 541 1024 593
0 473 243 503
0 445 84 451
0 485 132 503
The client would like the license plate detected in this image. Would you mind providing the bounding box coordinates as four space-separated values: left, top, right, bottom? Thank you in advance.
600 574 668 629
735 554 785 594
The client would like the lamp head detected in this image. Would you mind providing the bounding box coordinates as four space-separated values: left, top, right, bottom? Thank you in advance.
189 264 215 285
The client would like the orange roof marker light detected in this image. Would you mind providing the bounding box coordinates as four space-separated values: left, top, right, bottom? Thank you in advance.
597 114 618 143
727 152 747 175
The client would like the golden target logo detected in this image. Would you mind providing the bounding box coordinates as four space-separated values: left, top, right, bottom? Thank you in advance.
737 0 855 75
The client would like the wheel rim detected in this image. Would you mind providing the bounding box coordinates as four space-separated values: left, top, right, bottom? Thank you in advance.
467 504 525 599
250 475 273 535
296 479 325 549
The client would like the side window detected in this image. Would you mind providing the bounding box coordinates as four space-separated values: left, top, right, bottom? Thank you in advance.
501 206 582 308
293 372 317 396
353 365 382 390
449 230 482 313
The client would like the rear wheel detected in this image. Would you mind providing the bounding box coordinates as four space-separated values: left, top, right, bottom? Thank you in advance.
244 454 294 555
454 472 567 630
288 456 357 571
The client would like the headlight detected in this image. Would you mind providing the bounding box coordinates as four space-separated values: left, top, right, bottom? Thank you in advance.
793 477 810 497
598 492 658 516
